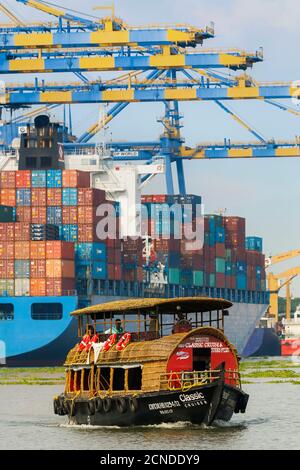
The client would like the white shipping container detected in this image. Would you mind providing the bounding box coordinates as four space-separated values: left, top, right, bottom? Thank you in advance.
14 279 30 297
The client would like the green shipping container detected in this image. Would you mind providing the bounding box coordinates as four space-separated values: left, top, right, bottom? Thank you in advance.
193 271 204 287
168 268 180 285
226 249 232 261
209 274 216 288
0 205 15 223
216 258 226 273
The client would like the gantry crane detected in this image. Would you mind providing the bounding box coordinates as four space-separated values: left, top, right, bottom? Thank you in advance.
0 0 299 195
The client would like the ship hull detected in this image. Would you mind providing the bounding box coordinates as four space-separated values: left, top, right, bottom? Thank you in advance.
61 384 248 427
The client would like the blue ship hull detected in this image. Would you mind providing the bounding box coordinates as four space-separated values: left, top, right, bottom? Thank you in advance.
0 296 78 367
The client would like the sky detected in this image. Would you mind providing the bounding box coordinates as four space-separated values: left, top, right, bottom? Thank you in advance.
2 0 300 296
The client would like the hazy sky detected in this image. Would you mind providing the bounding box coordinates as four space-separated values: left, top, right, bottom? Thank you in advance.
2 0 300 295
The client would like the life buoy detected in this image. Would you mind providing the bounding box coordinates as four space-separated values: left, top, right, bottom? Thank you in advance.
116 333 132 351
102 333 118 352
115 397 127 414
168 372 182 391
77 334 91 352
85 334 99 352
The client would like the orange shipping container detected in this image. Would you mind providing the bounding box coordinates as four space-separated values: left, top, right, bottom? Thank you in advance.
14 223 30 241
46 278 75 296
62 170 90 188
0 189 16 206
0 171 16 189
30 259 46 278
45 241 74 260
0 242 14 259
77 188 106 206
78 224 98 242
0 223 15 241
0 260 14 279
31 206 47 224
46 259 75 278
30 241 46 260
62 206 78 224
30 278 46 297
16 207 31 223
31 188 47 206
16 171 31 188
47 188 62 206
15 242 30 260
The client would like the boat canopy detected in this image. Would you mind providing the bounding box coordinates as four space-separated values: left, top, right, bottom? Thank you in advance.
72 297 233 318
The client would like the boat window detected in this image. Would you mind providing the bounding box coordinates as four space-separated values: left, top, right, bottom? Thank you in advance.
31 303 63 320
99 368 111 391
82 369 90 391
74 371 81 392
112 368 125 391
68 370 75 393
0 304 14 321
128 367 142 391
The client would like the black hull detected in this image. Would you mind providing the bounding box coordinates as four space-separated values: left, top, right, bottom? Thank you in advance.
60 382 248 428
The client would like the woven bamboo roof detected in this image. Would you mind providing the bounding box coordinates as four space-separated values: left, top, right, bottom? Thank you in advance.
65 327 237 367
72 297 233 318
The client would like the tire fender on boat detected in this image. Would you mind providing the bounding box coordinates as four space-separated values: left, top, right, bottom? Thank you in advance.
103 397 112 413
88 399 96 416
53 398 60 415
115 397 127 414
128 397 138 413
95 397 103 413
58 396 68 416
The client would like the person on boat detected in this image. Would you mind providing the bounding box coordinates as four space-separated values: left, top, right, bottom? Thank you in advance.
172 312 192 334
105 319 124 335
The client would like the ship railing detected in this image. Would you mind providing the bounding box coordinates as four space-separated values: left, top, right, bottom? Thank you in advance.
160 369 241 392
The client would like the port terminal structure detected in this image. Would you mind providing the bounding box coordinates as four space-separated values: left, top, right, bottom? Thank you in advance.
0 0 299 194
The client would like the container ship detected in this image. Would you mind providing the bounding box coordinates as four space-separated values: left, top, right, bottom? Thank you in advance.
0 116 269 366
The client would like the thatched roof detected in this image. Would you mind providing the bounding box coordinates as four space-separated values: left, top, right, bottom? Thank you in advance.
65 327 237 367
72 297 233 318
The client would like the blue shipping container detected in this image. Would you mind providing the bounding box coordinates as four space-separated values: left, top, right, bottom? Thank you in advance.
16 189 31 207
47 207 62 225
46 170 62 188
75 243 107 263
236 261 247 273
31 170 46 188
14 260 30 279
237 274 247 290
92 262 107 280
62 188 78 206
246 236 263 253
62 225 78 242
216 227 225 244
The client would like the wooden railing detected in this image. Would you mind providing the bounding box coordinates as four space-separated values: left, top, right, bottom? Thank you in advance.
160 369 241 392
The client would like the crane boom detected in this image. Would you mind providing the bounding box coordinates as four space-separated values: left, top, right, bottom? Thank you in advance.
266 249 300 268
0 2 26 25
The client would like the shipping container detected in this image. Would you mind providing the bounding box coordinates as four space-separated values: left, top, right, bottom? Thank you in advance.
16 189 31 207
216 258 226 274
47 207 62 225
107 264 122 281
47 188 62 206
0 260 14 279
0 223 14 242
14 223 30 241
31 188 47 206
16 207 31 223
14 278 30 296
46 259 75 278
78 224 99 243
62 206 78 224
62 170 90 188
14 260 30 279
31 170 46 188
77 188 106 206
46 241 74 260
15 241 30 260
0 189 16 206
0 279 14 296
75 242 106 263
30 278 46 296
246 237 263 253
62 224 78 242
0 205 16 222
193 270 204 287
31 206 47 224
0 171 16 189
62 188 78 206
30 241 46 260
30 259 46 278
16 171 31 189
0 242 14 259
46 170 62 188
92 261 107 280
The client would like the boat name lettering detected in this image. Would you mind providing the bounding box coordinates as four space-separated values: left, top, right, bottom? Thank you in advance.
148 400 181 411
179 392 206 403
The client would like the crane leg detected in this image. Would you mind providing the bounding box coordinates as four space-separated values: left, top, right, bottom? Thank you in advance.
176 159 186 195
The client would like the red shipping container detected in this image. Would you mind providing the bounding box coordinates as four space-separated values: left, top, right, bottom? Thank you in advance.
216 273 226 288
154 238 181 253
78 224 99 243
215 243 226 258
15 241 30 260
77 188 106 206
0 242 14 259
141 195 154 203
78 206 95 224
62 206 78 224
46 278 75 296
225 276 236 289
47 188 62 206
46 259 75 278
0 260 14 279
31 207 47 224
16 171 31 189
16 207 31 223
30 242 46 260
0 223 14 241
0 189 16 206
62 170 90 188
30 278 46 297
45 241 74 260
30 259 46 278
106 238 121 249
0 171 16 189
14 223 30 241
224 217 246 232
31 188 47 206
107 264 122 280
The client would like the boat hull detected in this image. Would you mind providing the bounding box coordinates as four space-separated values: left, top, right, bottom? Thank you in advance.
60 384 248 427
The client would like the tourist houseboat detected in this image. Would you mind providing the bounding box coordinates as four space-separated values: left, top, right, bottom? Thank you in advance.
54 297 249 426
